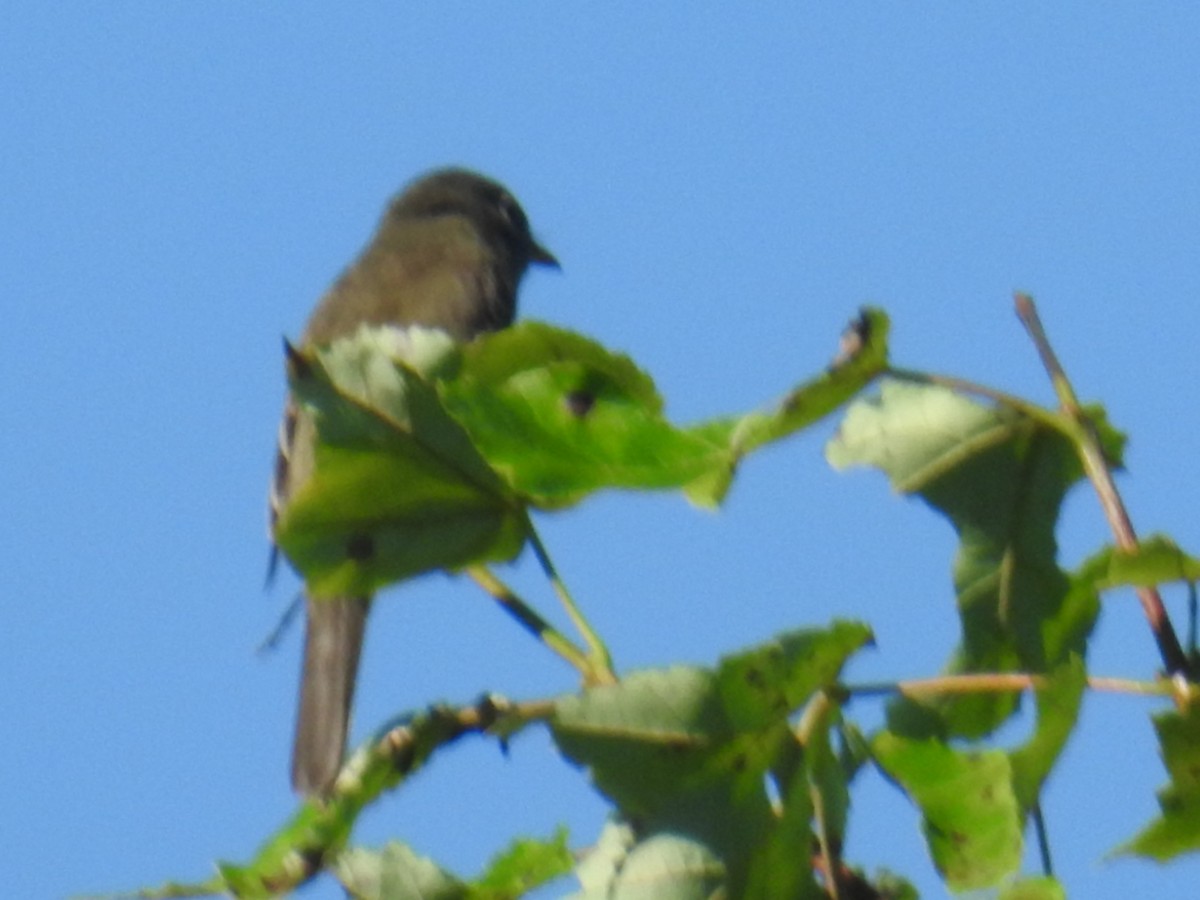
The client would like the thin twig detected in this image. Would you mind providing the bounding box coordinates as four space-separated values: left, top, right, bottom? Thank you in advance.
846 671 1178 699
796 692 841 900
525 520 617 685
256 592 304 655
218 694 558 896
1014 293 1189 675
1031 801 1054 877
1188 581 1197 660
466 565 594 680
887 366 1072 436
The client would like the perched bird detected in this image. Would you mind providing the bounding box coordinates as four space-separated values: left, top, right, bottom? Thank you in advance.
270 168 557 795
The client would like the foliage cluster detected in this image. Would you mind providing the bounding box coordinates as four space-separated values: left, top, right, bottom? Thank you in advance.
140 304 1200 899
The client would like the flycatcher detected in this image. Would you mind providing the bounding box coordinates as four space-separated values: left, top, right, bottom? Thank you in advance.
270 168 557 795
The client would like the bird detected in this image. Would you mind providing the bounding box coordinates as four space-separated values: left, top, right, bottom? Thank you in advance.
270 168 558 795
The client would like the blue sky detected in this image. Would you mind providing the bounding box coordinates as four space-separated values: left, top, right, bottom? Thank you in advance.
5 6 1200 898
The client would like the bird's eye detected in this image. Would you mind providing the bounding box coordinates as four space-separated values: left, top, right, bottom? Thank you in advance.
497 193 517 224
496 192 528 233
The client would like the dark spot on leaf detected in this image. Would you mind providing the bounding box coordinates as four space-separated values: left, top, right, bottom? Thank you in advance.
346 534 375 561
832 309 871 367
664 736 692 754
783 393 806 416
392 743 415 772
745 667 766 689
565 390 595 418
291 847 326 881
732 754 747 772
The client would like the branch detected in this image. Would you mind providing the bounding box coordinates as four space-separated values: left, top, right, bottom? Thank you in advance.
215 695 556 896
467 565 595 680
1014 293 1190 675
526 519 617 685
845 671 1184 700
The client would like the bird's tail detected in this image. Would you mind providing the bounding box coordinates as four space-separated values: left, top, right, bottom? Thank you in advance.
291 594 370 795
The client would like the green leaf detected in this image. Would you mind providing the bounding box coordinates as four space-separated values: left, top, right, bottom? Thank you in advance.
805 705 850 865
725 307 890 457
553 625 869 895
443 322 727 507
716 622 874 732
278 317 882 596
1008 656 1087 811
868 661 1082 895
570 826 727 900
570 819 637 897
1117 699 1200 860
872 732 1023 891
445 315 885 510
472 827 574 896
275 325 527 597
1077 533 1200 590
728 626 871 899
553 665 774 819
335 842 468 900
552 626 870 816
130 875 230 899
998 876 1067 900
743 739 820 900
828 380 1105 738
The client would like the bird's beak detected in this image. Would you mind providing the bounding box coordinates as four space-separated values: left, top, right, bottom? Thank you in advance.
531 240 560 269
